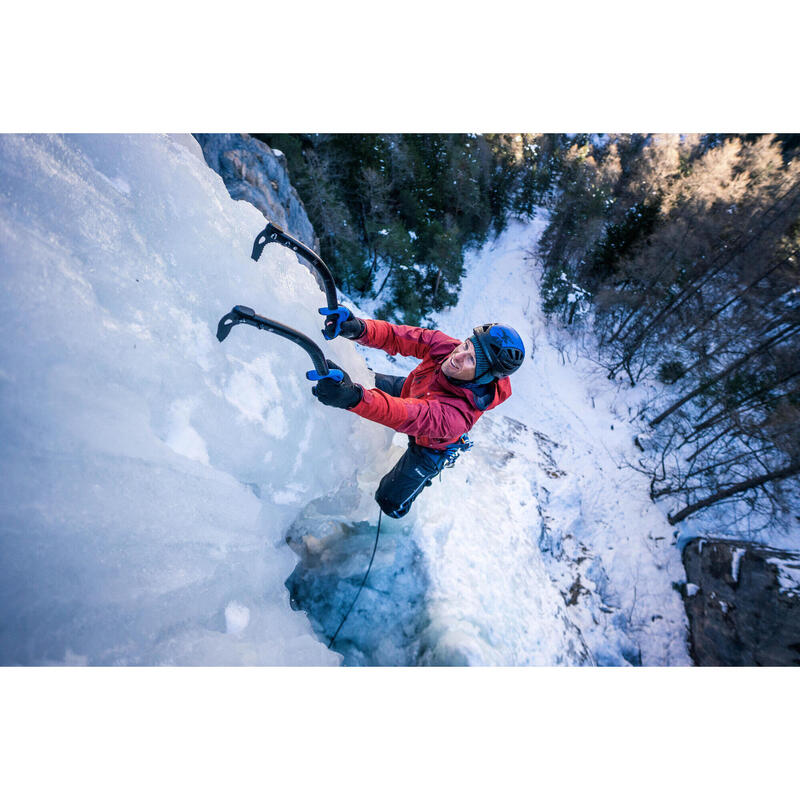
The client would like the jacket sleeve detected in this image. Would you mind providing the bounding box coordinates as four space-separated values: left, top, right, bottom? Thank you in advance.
356 319 458 360
349 388 472 443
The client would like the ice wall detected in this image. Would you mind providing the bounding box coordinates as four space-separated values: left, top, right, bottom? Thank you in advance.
0 134 388 665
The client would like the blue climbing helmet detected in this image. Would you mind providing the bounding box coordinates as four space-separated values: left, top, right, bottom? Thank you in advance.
470 323 526 379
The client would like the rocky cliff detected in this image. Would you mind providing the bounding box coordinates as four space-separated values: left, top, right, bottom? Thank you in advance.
194 133 317 251
680 538 800 666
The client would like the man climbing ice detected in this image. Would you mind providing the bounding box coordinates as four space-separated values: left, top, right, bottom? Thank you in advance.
311 308 526 518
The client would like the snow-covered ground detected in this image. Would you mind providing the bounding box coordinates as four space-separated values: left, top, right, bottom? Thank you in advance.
0 134 690 666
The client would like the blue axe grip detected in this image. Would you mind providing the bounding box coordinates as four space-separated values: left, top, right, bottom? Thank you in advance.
306 369 344 383
319 306 350 340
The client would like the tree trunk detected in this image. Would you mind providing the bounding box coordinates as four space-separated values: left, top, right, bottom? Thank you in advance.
614 183 800 368
684 424 736 463
691 378 800 436
680 305 796 379
668 461 800 524
433 267 443 302
649 323 800 427
682 249 798 342
374 263 395 300
683 445 775 483
607 217 695 344
360 250 379 294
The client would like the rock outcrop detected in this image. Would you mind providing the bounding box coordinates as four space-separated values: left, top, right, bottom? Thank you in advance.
194 133 317 250
680 538 800 666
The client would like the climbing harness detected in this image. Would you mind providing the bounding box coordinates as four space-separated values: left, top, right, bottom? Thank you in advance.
384 434 474 519
441 433 474 470
329 509 383 649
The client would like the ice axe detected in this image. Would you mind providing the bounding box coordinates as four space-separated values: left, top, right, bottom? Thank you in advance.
216 305 343 382
250 220 349 339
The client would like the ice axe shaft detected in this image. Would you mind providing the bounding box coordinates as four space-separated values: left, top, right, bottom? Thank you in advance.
216 305 343 382
251 221 339 312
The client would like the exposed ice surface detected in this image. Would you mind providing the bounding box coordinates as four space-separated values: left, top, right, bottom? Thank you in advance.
0 134 387 665
1 135 691 666
224 601 251 634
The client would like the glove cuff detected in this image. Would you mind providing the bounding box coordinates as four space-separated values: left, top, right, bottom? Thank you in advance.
345 384 364 409
342 318 366 340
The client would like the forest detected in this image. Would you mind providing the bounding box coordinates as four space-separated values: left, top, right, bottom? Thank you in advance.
259 132 799 530
257 133 559 324
536 134 799 532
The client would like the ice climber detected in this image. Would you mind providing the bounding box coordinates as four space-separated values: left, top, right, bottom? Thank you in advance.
312 308 526 518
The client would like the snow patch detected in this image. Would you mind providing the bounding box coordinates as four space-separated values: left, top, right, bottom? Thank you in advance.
731 548 745 583
766 558 800 597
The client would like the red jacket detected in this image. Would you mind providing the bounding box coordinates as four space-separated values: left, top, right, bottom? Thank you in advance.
348 319 512 450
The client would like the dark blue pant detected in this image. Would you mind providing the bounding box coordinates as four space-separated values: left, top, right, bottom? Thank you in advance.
373 373 450 519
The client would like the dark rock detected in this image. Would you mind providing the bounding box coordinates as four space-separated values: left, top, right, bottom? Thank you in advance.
193 133 317 251
682 538 800 666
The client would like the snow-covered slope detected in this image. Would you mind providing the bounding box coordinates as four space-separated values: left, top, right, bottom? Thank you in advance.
426 222 690 665
0 135 690 666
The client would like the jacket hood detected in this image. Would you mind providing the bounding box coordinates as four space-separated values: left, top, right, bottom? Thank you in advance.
487 376 512 408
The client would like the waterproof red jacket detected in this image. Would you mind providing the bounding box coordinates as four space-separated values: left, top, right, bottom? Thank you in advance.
348 319 512 450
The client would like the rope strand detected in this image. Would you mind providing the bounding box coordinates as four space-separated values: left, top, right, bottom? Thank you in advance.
329 509 383 649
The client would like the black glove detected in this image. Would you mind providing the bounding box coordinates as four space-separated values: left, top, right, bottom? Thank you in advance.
320 306 366 340
311 360 364 409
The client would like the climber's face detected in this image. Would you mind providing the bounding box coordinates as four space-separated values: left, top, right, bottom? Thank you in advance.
442 339 477 381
